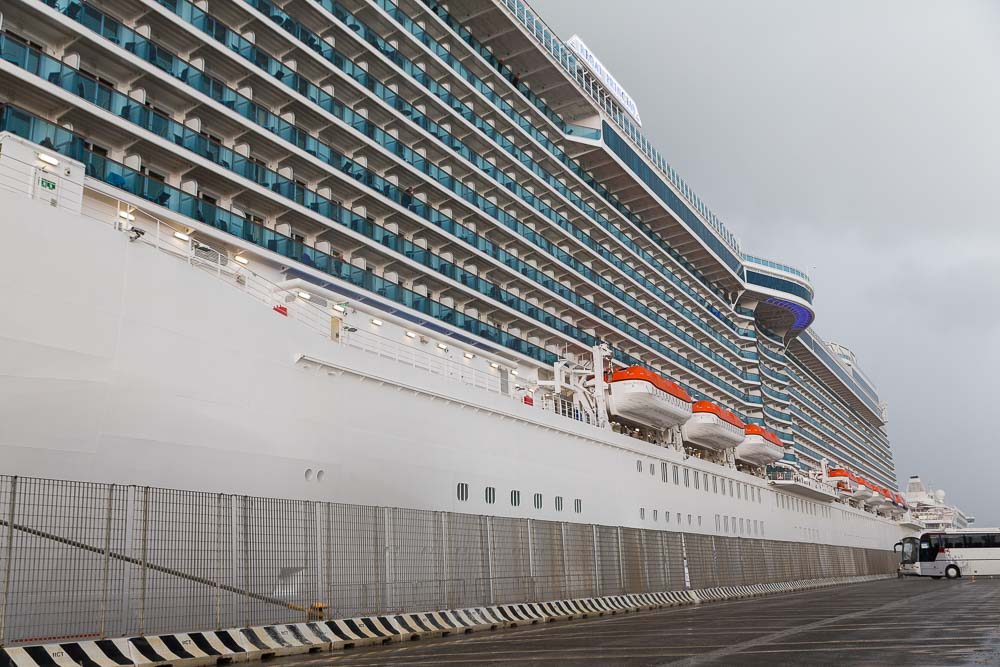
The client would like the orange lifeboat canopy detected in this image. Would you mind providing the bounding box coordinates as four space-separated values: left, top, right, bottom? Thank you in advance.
828 468 850 479
608 366 692 403
743 424 784 448
691 401 744 428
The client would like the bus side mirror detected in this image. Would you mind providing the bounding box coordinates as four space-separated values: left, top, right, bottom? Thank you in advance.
893 542 902 553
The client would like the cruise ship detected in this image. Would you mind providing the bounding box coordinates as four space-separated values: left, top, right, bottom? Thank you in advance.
0 0 912 640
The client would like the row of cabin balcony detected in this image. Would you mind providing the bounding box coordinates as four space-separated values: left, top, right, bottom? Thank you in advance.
159 0 736 331
150 0 726 327
41 3 744 357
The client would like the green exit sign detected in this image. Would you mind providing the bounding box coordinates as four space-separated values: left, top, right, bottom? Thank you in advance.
39 178 57 191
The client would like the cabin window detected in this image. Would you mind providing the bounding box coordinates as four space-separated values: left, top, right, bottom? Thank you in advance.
739 518 745 534
649 463 655 476
653 509 658 521
683 469 690 487
693 473 699 490
698 515 703 526
703 473 709 492
715 514 721 531
533 493 543 510
511 490 521 507
760 521 765 537
687 514 692 525
737 484 741 500
731 516 737 533
640 508 645 520
672 465 679 484
456 483 469 501
485 487 496 504
555 496 563 511
661 464 668 483
574 499 582 513
713 477 718 493
677 513 682 524
729 480 734 496
723 516 729 532
636 460 642 473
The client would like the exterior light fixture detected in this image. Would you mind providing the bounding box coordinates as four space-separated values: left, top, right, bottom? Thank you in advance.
173 231 191 241
332 304 346 313
118 211 136 222
38 153 60 166
437 343 448 351
298 291 311 300
405 331 417 338
234 255 249 265
371 318 383 326
464 352 474 359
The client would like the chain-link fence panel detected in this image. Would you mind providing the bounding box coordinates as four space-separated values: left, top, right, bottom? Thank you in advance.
489 516 530 604
323 503 384 619
562 521 597 599
0 477 127 646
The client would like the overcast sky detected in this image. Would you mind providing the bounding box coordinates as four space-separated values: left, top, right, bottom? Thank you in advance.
532 0 1000 524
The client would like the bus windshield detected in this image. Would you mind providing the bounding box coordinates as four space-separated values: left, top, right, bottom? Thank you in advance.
900 537 918 565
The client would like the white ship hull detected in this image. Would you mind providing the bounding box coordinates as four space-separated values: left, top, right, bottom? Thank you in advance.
0 189 905 550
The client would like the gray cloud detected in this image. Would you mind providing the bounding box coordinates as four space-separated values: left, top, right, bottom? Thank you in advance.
533 0 1000 524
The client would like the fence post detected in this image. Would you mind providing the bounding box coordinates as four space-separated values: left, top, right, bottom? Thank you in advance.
0 475 17 647
485 516 494 605
382 508 392 613
525 518 534 600
117 485 136 637
99 484 115 639
213 494 222 631
592 524 601 597
616 526 625 594
440 512 449 610
560 522 569 600
138 487 150 637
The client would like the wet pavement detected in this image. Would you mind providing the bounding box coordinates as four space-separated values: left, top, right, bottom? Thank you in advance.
266 577 1000 666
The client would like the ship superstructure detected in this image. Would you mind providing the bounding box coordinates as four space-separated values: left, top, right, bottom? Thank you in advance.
0 0 903 546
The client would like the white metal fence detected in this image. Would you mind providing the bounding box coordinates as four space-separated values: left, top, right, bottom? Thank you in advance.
0 475 896 646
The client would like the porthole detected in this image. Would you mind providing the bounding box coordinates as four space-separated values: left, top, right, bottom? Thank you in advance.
316 470 325 482
574 498 582 513
533 493 542 510
640 507 645 520
511 490 521 507
456 483 469 501
304 468 313 481
555 496 563 511
653 509 658 521
485 486 496 504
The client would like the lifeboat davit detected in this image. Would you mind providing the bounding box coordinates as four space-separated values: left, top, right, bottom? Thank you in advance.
606 366 692 429
735 424 785 466
681 401 745 450
827 468 856 495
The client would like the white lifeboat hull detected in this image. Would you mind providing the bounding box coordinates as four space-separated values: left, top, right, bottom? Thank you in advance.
851 486 873 501
865 493 886 507
735 434 784 466
607 379 692 430
682 413 744 450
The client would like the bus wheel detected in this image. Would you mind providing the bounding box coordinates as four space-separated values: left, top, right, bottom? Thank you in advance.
945 565 961 579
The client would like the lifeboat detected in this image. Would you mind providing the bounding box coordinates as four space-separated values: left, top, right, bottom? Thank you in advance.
606 366 692 429
865 483 887 507
849 472 873 501
735 424 785 466
681 401 745 450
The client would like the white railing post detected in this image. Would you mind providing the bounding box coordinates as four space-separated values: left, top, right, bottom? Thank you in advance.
99 485 115 639
0 476 17 647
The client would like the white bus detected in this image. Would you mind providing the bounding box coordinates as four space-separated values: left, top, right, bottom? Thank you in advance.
897 528 1000 578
